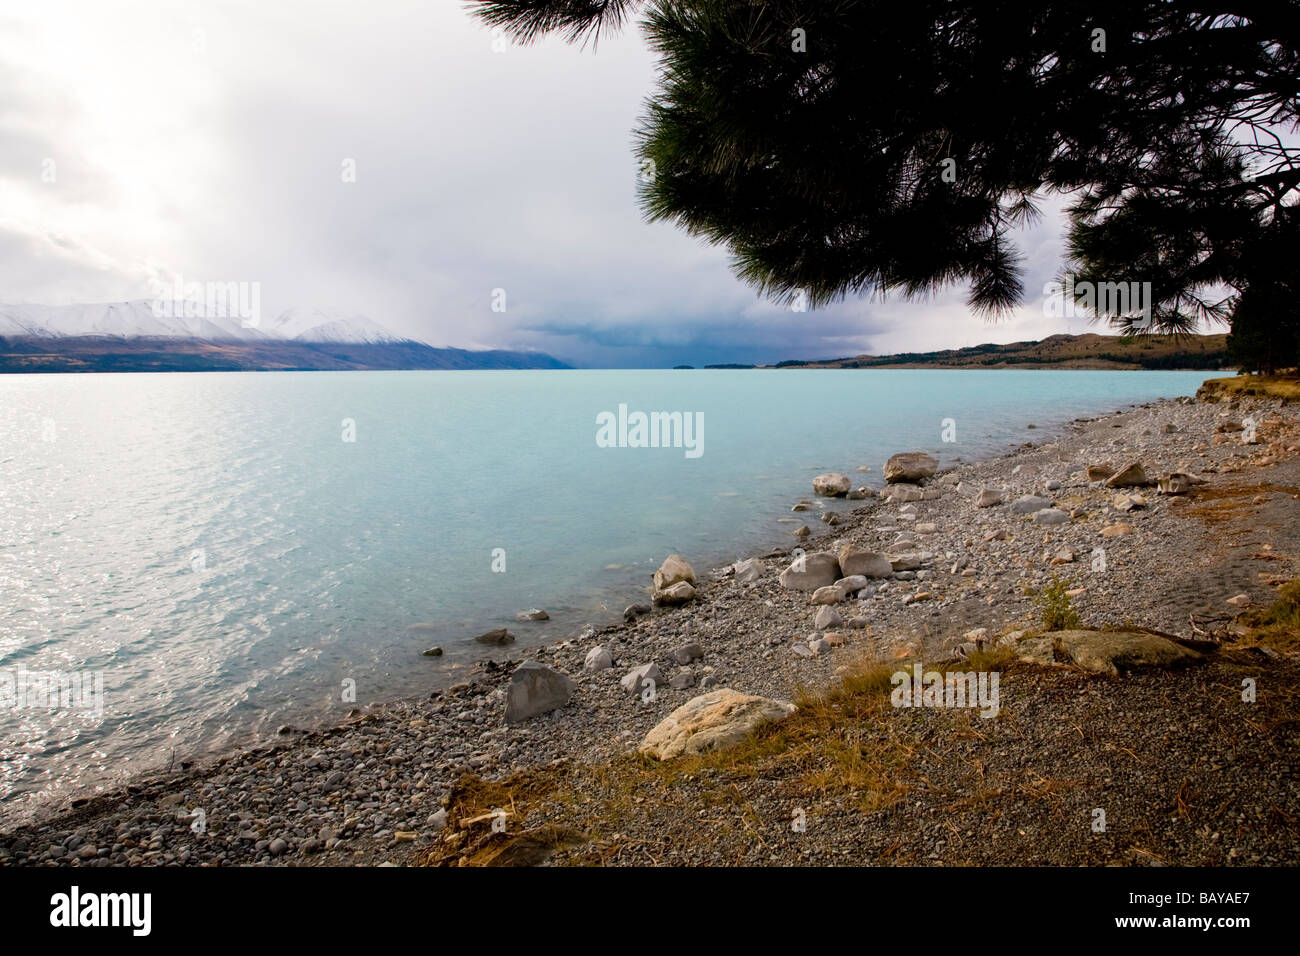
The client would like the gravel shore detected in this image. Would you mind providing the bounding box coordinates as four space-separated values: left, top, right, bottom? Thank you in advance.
3 389 1297 867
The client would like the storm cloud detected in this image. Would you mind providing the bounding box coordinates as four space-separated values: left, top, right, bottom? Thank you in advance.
0 0 1083 366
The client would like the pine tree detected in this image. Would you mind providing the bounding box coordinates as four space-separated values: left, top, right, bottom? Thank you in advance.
473 0 1300 370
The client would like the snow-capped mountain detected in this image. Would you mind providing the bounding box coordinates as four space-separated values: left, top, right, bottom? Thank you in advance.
0 301 264 341
0 300 570 372
0 301 411 345
261 307 405 345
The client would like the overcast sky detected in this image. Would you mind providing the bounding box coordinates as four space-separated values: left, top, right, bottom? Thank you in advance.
0 0 1107 367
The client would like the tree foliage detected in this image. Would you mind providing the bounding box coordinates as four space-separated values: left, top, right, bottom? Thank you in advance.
471 0 1300 370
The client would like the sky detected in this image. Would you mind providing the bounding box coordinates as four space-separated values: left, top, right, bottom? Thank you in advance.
0 0 1132 368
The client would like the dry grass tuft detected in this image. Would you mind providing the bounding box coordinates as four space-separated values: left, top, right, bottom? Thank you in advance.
1238 580 1300 654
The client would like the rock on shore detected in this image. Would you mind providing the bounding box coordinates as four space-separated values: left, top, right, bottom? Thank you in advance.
639 689 796 760
812 473 851 497
653 555 696 591
777 552 841 591
653 581 697 606
838 544 893 578
1105 461 1148 487
1004 629 1204 677
653 555 697 606
884 452 938 483
504 662 575 723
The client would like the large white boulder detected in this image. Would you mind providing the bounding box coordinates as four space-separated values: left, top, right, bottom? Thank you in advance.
639 689 796 760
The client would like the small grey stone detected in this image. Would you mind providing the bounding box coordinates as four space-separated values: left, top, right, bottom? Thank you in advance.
814 606 843 630
1032 508 1070 525
671 643 705 665
1009 494 1053 515
504 661 576 723
621 663 663 696
584 646 613 671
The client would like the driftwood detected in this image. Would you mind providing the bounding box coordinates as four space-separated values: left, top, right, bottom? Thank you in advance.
1127 623 1222 654
1189 611 1236 637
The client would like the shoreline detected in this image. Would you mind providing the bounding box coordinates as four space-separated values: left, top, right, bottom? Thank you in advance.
0 388 1150 822
2 387 1297 865
0 378 1157 821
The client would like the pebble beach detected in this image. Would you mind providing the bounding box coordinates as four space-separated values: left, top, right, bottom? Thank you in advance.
3 386 1298 867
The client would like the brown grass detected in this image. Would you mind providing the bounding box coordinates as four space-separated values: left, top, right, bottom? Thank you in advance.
1237 580 1300 654
1185 480 1300 531
1199 373 1300 402
414 647 1025 865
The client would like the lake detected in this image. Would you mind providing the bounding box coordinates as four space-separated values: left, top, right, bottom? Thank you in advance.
0 368 1226 819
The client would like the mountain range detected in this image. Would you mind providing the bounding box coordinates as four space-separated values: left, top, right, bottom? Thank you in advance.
0 301 568 372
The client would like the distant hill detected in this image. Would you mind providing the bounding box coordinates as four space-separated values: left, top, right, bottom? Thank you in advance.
773 333 1230 370
0 336 568 373
0 301 568 372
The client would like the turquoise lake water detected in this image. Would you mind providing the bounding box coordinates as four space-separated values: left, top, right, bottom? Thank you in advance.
0 368 1226 817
